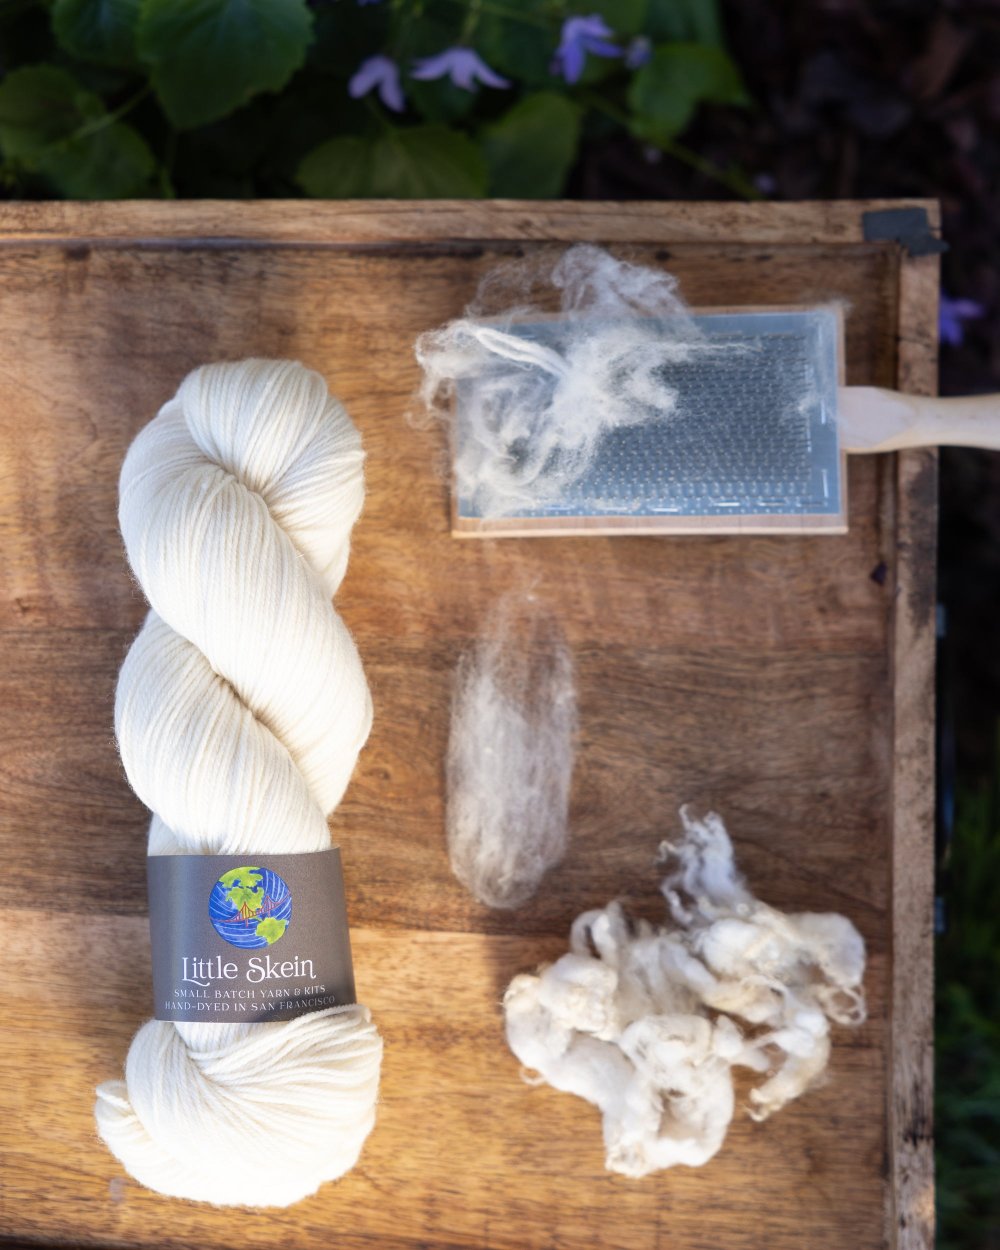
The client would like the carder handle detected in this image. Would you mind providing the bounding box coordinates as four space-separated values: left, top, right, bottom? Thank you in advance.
839 387 1000 453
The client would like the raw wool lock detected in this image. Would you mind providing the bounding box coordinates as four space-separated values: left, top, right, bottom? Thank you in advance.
95 359 382 1208
503 808 866 1177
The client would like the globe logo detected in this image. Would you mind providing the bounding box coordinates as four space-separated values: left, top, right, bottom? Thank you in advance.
208 865 292 949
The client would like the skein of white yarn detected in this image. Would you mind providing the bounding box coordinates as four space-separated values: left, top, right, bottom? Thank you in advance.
95 359 383 1207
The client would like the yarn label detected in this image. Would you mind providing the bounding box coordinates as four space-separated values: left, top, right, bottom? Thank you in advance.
147 850 356 1023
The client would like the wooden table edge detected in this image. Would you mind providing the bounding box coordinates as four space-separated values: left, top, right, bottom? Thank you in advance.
0 198 941 247
889 242 939 1249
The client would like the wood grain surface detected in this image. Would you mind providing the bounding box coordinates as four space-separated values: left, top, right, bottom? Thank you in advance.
0 201 938 1250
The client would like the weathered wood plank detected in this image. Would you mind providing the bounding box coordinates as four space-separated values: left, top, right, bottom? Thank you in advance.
0 201 937 1250
888 251 939 1249
0 197 937 246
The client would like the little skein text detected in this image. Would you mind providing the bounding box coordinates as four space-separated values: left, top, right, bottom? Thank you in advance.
181 954 317 987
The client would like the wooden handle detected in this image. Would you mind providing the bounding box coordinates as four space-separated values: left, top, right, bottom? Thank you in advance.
838 386 1000 452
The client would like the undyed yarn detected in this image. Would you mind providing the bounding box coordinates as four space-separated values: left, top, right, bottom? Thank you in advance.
504 808 866 1178
447 592 577 908
95 359 383 1207
415 244 718 517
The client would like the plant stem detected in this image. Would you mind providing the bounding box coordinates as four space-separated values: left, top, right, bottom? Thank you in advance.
655 134 761 201
582 90 761 201
160 127 177 199
72 83 152 141
434 0 551 30
459 0 482 44
363 95 395 133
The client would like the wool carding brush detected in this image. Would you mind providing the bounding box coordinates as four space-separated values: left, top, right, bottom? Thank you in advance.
449 306 998 538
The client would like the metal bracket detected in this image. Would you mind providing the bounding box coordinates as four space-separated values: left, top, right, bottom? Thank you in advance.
862 207 948 258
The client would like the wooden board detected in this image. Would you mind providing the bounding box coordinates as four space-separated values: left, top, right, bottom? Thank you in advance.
0 201 937 1250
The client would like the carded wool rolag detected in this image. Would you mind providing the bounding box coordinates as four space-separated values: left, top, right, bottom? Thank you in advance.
504 809 866 1178
447 593 577 908
415 244 718 518
94 359 382 1208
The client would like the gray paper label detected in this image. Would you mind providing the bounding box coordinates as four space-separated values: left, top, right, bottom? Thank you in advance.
147 850 356 1023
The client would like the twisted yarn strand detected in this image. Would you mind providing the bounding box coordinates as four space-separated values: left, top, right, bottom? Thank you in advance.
95 359 382 1207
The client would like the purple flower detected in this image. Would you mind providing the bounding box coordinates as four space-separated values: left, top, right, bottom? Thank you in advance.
348 54 405 113
553 15 622 84
412 47 510 91
625 36 652 70
939 294 985 346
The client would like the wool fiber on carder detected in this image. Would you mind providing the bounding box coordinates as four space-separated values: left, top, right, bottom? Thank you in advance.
503 808 866 1178
447 591 577 909
416 245 714 518
417 246 848 532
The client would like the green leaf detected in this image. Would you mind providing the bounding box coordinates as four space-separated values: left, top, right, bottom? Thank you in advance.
136 0 314 130
255 917 287 945
0 65 156 197
476 0 553 89
298 126 487 199
590 0 647 37
628 42 747 141
645 0 723 45
482 92 580 198
372 126 486 198
52 0 142 67
38 120 156 197
297 135 377 198
407 76 478 126
0 65 100 159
